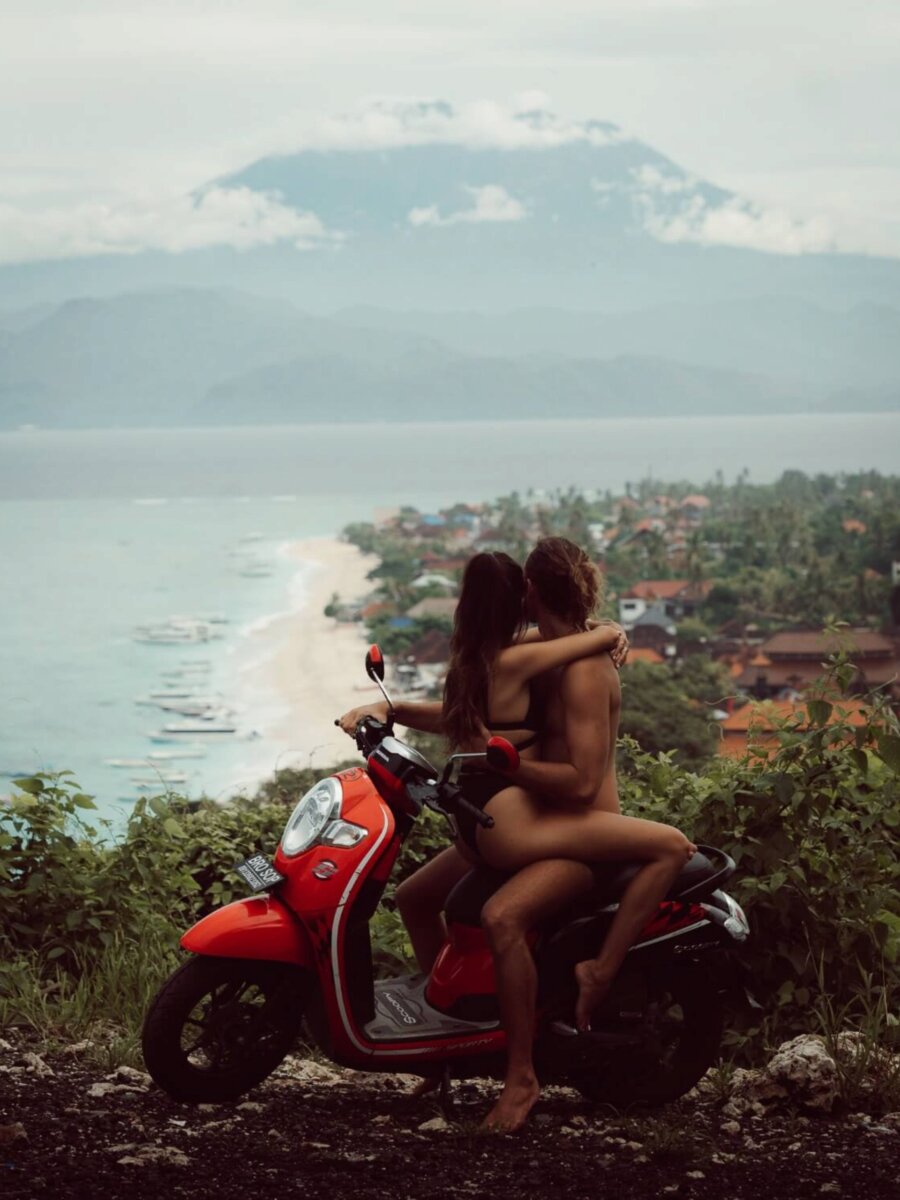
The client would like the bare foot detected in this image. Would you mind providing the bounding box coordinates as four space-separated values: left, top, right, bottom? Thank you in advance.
574 960 614 1031
409 1076 439 1098
481 1074 540 1133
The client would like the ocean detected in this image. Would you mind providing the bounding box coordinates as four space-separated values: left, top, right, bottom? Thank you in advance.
2 413 898 829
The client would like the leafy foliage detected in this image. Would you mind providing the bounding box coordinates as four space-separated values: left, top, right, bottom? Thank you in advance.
619 660 721 765
2 665 897 1062
616 688 900 1048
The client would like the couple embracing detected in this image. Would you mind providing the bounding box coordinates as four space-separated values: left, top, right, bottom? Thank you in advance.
339 536 695 1130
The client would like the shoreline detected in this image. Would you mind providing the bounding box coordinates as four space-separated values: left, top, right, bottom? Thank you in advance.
224 535 381 794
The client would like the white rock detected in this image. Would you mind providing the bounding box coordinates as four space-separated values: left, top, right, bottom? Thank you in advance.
116 1145 190 1168
61 1040 94 1055
0 1038 14 1052
107 1065 150 1087
722 1067 786 1118
283 1058 345 1087
22 1052 54 1078
237 1101 264 1113
418 1116 453 1133
767 1035 839 1113
87 1082 143 1099
686 1171 706 1180
720 1120 741 1135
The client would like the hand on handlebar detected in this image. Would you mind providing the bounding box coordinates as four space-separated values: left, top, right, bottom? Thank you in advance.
336 701 390 736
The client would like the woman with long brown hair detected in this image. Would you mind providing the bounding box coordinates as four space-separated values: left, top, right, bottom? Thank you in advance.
340 541 696 1127
340 549 629 965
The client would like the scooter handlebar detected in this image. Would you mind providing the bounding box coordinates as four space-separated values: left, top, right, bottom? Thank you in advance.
455 793 495 830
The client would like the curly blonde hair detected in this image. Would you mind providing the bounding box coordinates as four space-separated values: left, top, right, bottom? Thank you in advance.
524 537 602 628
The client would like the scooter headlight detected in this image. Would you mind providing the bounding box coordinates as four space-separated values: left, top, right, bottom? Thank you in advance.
281 777 343 857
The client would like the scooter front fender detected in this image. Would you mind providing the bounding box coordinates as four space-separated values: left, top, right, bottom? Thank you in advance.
181 895 313 966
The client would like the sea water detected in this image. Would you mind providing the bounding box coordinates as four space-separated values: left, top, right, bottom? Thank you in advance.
2 413 898 829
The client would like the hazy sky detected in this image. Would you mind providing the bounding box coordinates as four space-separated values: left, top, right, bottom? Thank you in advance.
3 0 899 261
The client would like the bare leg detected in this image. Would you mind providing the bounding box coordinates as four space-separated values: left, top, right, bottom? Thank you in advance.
574 855 686 1029
395 848 474 1098
395 846 473 973
481 860 594 1131
474 789 695 1031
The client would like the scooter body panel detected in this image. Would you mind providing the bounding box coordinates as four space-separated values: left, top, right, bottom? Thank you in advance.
180 895 313 966
274 773 397 919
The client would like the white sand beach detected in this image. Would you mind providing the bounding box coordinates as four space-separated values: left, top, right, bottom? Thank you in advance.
231 536 383 788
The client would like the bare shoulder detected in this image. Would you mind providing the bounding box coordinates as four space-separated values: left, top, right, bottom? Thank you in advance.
560 653 619 698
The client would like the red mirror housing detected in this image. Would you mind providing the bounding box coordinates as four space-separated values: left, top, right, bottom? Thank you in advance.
485 736 520 773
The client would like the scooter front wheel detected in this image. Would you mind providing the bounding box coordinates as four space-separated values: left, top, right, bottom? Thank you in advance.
141 955 310 1103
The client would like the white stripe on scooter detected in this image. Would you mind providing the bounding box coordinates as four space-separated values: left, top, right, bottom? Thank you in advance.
331 807 391 1056
330 808 434 1058
634 919 710 950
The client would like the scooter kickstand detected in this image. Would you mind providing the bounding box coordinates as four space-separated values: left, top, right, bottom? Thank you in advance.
439 1064 455 1121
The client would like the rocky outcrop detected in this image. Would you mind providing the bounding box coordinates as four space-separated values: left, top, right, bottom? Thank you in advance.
723 1033 899 1118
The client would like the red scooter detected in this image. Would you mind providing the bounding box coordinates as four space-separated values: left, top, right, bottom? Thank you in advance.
142 647 751 1110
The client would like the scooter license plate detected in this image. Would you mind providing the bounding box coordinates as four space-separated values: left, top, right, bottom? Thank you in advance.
234 854 286 892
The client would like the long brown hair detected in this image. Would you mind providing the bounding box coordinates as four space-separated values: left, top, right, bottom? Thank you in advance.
524 537 602 628
443 552 526 747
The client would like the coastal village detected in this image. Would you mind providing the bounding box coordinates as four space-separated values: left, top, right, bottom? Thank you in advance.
335 475 900 761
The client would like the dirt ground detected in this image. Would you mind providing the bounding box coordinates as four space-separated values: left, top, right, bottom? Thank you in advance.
1 1039 898 1200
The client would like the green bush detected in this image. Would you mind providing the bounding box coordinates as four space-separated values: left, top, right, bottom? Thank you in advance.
617 691 900 1048
2 669 897 1063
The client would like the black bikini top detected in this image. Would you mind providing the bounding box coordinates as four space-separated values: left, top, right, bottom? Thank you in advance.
487 684 545 752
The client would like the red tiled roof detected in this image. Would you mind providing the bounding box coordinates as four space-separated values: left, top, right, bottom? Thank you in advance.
624 648 664 665
761 629 894 659
360 601 395 620
720 699 869 733
624 579 710 601
419 554 468 571
681 494 711 508
842 519 867 534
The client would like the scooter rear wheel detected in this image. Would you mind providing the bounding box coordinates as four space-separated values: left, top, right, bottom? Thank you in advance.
142 955 309 1103
571 964 724 1109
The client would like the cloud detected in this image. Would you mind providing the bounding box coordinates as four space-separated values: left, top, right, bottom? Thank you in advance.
0 186 336 265
628 163 836 255
408 185 528 228
636 191 836 257
282 97 621 154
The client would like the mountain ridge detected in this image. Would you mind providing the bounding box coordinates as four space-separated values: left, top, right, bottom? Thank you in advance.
0 286 896 429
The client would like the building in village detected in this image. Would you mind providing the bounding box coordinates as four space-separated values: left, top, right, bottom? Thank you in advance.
718 698 869 759
629 605 678 658
735 629 900 701
619 579 711 628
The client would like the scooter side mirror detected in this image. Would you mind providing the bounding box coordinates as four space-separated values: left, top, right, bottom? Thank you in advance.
485 736 520 773
365 644 385 682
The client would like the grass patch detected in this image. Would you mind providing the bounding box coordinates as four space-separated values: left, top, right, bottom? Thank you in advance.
0 927 181 1069
813 962 900 1114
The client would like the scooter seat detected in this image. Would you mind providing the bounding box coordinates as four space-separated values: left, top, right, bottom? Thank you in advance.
444 846 733 928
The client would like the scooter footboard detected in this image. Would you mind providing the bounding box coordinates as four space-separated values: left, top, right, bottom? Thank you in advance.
181 895 312 966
